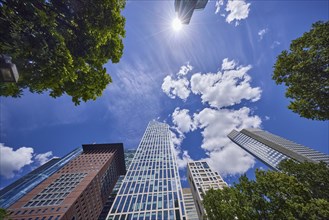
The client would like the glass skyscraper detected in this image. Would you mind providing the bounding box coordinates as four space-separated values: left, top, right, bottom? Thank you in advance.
6 143 126 220
99 149 136 220
0 147 82 209
174 0 208 24
228 128 329 170
106 121 186 220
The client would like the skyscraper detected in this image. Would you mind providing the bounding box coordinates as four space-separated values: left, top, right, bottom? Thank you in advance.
228 128 329 170
6 143 125 220
182 188 198 220
0 147 83 209
106 121 186 220
98 149 136 220
174 0 208 24
187 161 227 220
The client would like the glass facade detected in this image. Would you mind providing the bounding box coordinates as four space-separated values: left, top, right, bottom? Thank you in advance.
106 121 186 220
6 143 125 220
228 129 329 170
99 149 137 220
0 147 82 208
174 0 208 24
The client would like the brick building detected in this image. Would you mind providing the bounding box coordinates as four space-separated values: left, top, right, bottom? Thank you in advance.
7 143 125 220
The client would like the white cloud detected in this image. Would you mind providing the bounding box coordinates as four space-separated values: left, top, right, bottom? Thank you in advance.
172 108 195 133
176 150 193 169
215 0 225 14
190 59 261 108
177 63 193 76
271 41 281 49
35 151 53 165
194 107 262 151
258 28 269 40
194 107 261 175
170 129 193 169
161 64 195 100
265 116 270 120
0 144 56 179
163 58 263 176
170 129 185 148
221 58 237 70
0 144 34 179
161 75 190 100
206 144 255 176
225 0 251 24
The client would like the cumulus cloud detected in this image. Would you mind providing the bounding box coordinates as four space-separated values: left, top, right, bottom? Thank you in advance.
225 0 251 25
35 151 53 165
206 144 255 176
0 144 34 179
161 64 195 100
161 76 190 100
177 63 193 76
0 144 55 179
215 0 224 14
194 107 260 175
163 58 263 176
258 28 269 40
176 150 194 169
221 58 237 70
172 108 195 133
190 58 261 108
194 107 262 151
170 129 193 169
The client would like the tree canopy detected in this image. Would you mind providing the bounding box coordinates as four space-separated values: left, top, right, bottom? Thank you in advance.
203 160 329 220
0 0 126 104
272 21 329 120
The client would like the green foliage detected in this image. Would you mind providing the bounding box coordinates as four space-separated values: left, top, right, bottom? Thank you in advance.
272 21 329 120
0 208 9 220
203 160 329 220
0 0 126 104
278 160 329 200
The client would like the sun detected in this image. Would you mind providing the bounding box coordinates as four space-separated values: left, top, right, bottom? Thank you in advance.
172 17 182 31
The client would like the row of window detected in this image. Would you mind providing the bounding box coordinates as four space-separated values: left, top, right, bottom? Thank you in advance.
234 133 288 168
14 207 61 216
12 215 61 220
108 208 181 220
24 173 86 208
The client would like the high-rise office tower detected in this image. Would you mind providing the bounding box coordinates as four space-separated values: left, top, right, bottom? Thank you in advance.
187 161 227 220
98 149 136 220
0 147 83 209
174 0 208 24
182 188 198 220
228 128 329 170
7 143 125 220
106 121 186 220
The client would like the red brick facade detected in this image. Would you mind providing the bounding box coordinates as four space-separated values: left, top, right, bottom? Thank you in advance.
7 143 125 220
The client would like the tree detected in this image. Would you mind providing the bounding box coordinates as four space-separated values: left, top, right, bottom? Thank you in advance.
272 21 329 120
0 208 10 220
0 0 126 105
203 160 329 220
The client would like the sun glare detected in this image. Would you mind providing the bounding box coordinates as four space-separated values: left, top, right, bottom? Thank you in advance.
172 17 182 31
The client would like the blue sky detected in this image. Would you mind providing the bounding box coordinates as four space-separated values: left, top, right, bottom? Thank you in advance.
1 0 328 189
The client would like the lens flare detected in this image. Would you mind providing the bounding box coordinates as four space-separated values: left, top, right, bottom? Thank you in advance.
172 17 182 31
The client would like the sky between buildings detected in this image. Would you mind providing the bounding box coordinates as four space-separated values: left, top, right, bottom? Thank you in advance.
1 0 328 189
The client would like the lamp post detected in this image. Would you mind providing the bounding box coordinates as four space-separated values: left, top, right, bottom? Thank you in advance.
0 54 19 83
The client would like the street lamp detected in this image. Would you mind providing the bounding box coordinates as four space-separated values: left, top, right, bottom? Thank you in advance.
0 54 19 83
